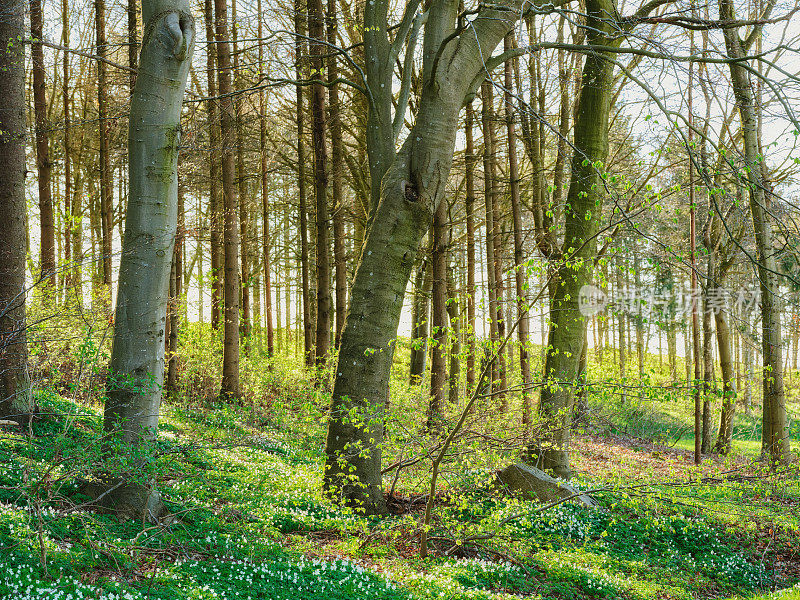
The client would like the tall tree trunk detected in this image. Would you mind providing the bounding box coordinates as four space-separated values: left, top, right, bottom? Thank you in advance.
232 1 251 348
717 0 788 463
308 0 331 366
95 0 113 290
328 0 347 348
31 0 55 286
295 1 313 366
204 0 222 330
532 0 619 478
481 80 499 394
428 200 448 429
464 102 476 391
100 0 193 518
215 0 240 398
0 0 32 424
323 0 546 513
505 33 531 423
258 0 274 356
62 0 72 294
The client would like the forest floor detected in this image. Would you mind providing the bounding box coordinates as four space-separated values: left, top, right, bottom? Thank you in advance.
1 374 799 600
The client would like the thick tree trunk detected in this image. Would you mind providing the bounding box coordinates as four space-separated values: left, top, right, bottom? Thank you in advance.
531 0 619 478
323 0 538 513
215 0 240 398
101 0 193 519
31 0 55 286
0 0 32 425
308 0 331 366
718 0 789 463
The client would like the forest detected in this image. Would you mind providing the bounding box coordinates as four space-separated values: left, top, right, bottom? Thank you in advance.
1 0 800 596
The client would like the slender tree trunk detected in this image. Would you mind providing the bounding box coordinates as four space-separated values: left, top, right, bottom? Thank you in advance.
215 0 240 398
701 267 713 454
62 0 72 294
128 0 138 87
481 81 499 394
713 299 736 454
100 0 193 518
428 200 448 429
409 255 431 385
295 1 313 366
505 33 531 423
308 0 331 366
232 2 251 349
446 269 460 405
31 0 55 286
0 0 32 424
167 189 184 393
95 0 113 290
204 0 222 330
328 0 347 348
258 0 274 355
465 103 476 391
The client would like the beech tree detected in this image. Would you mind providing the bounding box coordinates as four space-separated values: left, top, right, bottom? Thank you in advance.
99 0 194 519
323 0 566 514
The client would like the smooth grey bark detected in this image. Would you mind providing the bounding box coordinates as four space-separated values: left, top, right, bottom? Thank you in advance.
324 0 531 513
0 0 32 425
101 0 194 520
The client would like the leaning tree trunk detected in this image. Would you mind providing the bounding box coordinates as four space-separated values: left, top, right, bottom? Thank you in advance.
323 0 529 512
100 0 194 520
718 0 789 464
0 0 32 425
531 0 619 478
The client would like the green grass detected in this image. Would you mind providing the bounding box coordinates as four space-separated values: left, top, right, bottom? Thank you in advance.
2 332 799 600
